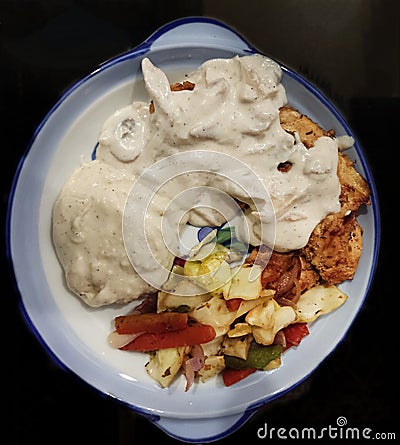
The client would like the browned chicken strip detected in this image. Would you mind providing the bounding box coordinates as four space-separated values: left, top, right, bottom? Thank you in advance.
279 105 371 214
337 151 371 215
245 106 370 292
301 212 363 284
279 105 371 284
279 105 335 148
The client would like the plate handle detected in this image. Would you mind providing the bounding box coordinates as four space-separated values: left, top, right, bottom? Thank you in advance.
151 409 255 442
143 17 256 54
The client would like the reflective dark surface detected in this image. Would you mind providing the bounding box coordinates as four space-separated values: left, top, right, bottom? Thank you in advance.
2 1 398 443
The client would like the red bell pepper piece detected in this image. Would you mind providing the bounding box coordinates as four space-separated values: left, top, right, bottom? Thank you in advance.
121 323 216 351
222 367 257 386
282 322 309 349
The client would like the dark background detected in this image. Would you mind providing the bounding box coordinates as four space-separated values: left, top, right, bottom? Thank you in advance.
1 1 398 443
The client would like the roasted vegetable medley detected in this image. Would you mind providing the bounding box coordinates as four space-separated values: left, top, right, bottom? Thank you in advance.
108 235 348 390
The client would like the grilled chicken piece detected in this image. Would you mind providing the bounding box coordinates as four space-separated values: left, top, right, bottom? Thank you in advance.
279 106 371 214
337 152 371 215
279 106 335 148
298 255 320 292
279 105 370 285
245 107 370 288
301 212 363 284
170 81 195 91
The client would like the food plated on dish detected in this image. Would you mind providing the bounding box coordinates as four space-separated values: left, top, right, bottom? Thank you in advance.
52 53 370 390
8 18 379 442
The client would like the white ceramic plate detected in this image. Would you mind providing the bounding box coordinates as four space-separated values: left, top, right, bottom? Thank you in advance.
7 17 380 443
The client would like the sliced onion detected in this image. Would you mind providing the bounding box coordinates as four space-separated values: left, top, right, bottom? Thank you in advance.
107 330 144 349
183 359 195 392
290 278 302 304
276 256 301 297
275 297 297 308
183 345 205 391
131 293 157 314
273 330 287 349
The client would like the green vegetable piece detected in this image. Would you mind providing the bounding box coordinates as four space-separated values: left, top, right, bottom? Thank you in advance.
225 344 284 370
229 240 248 253
216 227 248 254
216 227 233 245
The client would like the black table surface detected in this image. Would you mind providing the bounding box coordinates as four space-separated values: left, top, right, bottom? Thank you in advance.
1 2 398 443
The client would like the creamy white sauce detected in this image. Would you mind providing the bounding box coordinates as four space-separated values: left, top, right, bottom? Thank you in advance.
52 160 155 306
53 54 343 304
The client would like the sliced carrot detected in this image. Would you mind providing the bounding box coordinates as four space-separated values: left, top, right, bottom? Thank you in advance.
115 312 188 335
222 367 257 386
121 323 216 351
